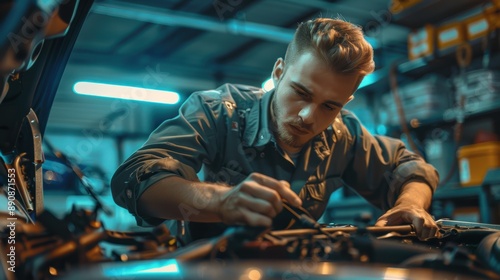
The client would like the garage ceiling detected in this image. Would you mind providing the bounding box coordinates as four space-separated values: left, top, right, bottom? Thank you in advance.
46 0 487 135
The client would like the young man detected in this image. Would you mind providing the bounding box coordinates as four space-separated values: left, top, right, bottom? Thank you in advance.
111 18 440 243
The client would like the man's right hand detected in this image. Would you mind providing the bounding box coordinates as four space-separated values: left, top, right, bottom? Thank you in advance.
216 173 302 227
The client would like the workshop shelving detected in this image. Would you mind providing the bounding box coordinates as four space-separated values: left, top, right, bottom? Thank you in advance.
332 0 500 225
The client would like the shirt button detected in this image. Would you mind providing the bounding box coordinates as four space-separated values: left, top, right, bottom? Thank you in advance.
126 189 132 199
260 152 265 158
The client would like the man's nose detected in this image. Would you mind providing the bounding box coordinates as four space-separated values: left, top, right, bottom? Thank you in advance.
298 104 317 124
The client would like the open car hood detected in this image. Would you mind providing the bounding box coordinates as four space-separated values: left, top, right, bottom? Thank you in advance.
0 0 92 215
1 0 91 155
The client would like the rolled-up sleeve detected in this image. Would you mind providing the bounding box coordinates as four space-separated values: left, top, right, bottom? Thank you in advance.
111 91 227 226
340 111 439 211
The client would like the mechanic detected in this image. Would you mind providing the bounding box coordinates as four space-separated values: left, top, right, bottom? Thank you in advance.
111 17 440 243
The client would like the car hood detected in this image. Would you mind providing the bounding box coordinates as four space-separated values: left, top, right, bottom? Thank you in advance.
0 0 91 155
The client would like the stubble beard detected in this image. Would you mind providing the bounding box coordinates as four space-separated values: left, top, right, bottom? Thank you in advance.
271 97 303 149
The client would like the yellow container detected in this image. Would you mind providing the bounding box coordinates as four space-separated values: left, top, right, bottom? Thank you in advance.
437 21 466 51
458 141 500 187
464 12 493 41
486 5 500 29
408 24 436 60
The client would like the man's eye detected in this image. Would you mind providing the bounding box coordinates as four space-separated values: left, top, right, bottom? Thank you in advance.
295 90 306 96
323 104 335 111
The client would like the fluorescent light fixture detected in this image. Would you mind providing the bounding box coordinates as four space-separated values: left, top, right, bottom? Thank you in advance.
262 78 274 92
73 81 180 104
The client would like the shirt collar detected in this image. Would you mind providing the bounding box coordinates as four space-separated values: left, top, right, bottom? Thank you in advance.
242 89 274 147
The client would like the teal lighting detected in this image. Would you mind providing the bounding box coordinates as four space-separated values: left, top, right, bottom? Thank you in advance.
73 81 180 104
376 124 387 135
103 259 180 278
357 72 379 90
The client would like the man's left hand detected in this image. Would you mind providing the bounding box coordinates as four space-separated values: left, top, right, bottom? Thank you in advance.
375 204 440 240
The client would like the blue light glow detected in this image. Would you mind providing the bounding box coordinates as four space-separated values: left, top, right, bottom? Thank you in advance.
376 124 388 135
103 259 180 278
358 72 379 90
73 81 180 104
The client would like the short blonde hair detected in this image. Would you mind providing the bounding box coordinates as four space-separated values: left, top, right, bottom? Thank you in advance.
285 18 375 76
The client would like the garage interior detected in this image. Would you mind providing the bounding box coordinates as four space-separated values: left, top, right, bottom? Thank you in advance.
1 0 500 279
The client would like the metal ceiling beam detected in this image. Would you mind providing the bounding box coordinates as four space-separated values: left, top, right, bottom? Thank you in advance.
92 2 294 44
152 0 263 59
216 8 320 64
69 49 269 76
281 0 340 11
279 0 373 17
139 0 218 58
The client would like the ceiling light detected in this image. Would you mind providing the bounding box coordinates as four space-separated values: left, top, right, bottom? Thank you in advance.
73 81 180 104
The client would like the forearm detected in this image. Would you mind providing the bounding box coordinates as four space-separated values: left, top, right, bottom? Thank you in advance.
395 181 433 210
138 176 227 223
377 181 438 240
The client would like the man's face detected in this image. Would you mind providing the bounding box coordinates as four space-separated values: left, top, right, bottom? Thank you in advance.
271 51 361 154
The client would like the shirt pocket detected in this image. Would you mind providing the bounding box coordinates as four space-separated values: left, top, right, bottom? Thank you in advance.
303 181 325 203
304 176 343 202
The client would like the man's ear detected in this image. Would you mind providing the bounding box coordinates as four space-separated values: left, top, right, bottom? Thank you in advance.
272 58 285 85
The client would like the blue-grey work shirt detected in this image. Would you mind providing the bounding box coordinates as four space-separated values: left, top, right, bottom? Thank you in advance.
111 83 439 241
